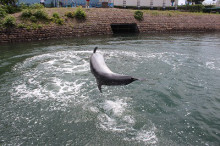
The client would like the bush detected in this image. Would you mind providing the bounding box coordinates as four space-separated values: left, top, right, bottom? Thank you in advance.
3 5 21 14
134 10 143 21
19 3 29 10
17 23 26 28
0 18 3 27
0 21 3 28
204 5 215 9
75 6 86 20
31 23 43 29
30 3 44 9
52 12 60 19
3 15 16 28
26 25 31 30
52 12 64 25
37 24 42 29
21 9 32 18
30 15 37 22
33 9 49 20
53 18 64 25
0 7 7 18
178 4 205 12
65 11 75 18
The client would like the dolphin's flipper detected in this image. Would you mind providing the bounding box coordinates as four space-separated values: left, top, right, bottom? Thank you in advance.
98 83 102 93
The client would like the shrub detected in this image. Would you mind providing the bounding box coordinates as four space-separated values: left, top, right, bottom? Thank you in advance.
26 25 31 30
33 10 49 20
3 15 16 28
0 7 7 18
32 23 41 29
21 9 32 18
19 3 29 10
65 11 75 18
30 15 37 22
178 4 205 12
53 18 64 25
0 18 3 27
30 3 44 9
134 10 143 21
52 12 60 19
75 6 86 20
0 22 3 28
204 5 215 9
37 24 42 29
3 5 21 14
17 23 26 28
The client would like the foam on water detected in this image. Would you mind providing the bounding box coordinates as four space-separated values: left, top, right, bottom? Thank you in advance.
124 126 158 145
206 61 220 71
97 97 158 144
98 98 134 132
103 99 127 116
10 51 92 106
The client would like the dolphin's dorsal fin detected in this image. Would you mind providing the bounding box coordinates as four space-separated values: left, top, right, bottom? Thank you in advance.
94 47 98 53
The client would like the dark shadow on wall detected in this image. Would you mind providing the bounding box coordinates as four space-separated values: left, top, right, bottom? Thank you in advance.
111 23 139 34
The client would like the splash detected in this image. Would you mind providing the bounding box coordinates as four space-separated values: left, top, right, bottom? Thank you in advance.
97 97 158 144
8 49 158 144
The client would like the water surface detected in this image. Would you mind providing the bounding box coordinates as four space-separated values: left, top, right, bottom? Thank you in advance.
0 33 220 145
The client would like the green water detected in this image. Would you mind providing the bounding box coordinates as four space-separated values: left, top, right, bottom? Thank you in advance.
0 33 220 145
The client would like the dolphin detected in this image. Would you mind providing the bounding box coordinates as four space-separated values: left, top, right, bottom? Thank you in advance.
90 47 139 93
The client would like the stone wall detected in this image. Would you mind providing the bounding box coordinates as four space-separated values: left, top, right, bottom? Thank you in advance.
0 8 220 43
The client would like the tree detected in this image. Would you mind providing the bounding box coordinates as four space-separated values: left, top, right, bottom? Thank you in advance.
0 0 18 6
187 0 205 4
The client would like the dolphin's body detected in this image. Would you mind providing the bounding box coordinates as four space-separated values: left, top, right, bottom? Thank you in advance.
90 47 138 92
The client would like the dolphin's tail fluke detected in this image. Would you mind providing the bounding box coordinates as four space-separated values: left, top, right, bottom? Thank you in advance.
132 77 146 82
93 47 98 53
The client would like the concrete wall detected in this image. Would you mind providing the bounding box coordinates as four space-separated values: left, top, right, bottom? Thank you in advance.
140 0 151 7
114 0 123 6
114 0 172 7
153 0 171 7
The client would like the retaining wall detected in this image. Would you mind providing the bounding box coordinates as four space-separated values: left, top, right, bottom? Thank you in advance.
0 8 220 43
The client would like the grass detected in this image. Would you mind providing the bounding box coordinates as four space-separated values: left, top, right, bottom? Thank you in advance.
17 23 42 29
142 10 215 17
